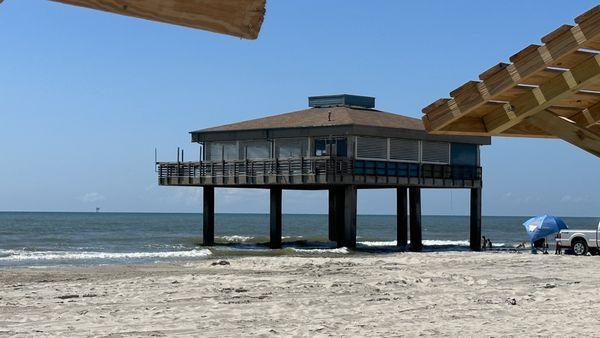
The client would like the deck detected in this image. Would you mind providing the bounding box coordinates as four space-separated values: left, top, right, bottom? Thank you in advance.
157 158 482 189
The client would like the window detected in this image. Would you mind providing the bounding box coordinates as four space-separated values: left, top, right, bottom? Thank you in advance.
422 141 449 164
336 139 348 157
314 138 348 157
206 142 238 161
276 138 308 159
243 141 271 159
390 138 419 162
356 137 387 159
451 143 478 166
222 143 238 160
315 139 328 156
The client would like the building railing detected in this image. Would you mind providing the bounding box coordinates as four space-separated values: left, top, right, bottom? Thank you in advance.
157 158 482 181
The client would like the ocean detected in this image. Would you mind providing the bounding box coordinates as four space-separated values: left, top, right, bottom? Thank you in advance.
0 212 597 267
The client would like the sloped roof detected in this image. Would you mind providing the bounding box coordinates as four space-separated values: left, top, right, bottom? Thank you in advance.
422 5 600 157
196 106 425 133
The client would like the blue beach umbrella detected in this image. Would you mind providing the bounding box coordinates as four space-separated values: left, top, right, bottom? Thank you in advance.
523 215 568 242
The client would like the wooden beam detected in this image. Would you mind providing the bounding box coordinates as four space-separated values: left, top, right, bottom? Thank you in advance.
435 116 553 138
483 55 600 134
528 110 600 157
424 6 600 131
570 101 600 128
501 121 555 138
48 0 266 39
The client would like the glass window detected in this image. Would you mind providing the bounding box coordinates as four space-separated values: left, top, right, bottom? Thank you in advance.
314 138 347 157
244 141 270 159
207 142 222 161
315 139 328 156
222 143 238 160
276 138 307 159
206 142 238 161
451 143 478 166
336 139 347 157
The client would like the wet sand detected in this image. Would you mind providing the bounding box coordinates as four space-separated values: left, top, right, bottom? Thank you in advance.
1 251 599 337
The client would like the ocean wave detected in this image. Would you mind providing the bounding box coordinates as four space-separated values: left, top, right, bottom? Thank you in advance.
358 239 506 247
290 247 350 254
358 241 397 247
0 249 212 262
217 235 254 243
217 235 303 243
423 240 470 246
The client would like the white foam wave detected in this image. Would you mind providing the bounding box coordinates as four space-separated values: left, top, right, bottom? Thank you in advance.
290 247 350 254
422 240 470 246
218 235 253 243
358 241 397 247
0 249 212 262
358 240 475 247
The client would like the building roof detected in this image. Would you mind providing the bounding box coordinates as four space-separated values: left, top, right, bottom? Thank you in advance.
197 106 425 133
422 5 600 157
191 97 491 145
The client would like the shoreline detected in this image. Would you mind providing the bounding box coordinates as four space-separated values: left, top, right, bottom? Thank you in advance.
2 251 599 336
0 241 523 269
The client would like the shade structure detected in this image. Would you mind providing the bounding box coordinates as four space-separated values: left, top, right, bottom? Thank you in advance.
47 0 266 39
523 215 568 242
422 6 600 157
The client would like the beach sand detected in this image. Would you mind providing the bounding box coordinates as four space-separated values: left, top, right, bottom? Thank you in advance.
1 251 599 337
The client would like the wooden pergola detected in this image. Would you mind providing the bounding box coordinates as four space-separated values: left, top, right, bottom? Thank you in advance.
46 0 266 39
422 6 600 157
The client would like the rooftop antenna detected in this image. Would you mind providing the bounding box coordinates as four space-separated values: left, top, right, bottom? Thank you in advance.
177 147 180 163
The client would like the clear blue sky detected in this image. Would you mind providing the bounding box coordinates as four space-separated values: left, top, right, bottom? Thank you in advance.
0 0 598 216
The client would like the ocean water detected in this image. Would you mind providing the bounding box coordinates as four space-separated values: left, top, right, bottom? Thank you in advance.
0 212 597 267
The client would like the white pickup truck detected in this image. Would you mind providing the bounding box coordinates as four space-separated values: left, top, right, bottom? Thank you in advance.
557 221 600 256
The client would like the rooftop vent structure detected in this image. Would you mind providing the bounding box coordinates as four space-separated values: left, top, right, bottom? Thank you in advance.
308 94 375 109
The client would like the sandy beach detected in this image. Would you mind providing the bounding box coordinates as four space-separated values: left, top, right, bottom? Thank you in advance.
1 251 599 337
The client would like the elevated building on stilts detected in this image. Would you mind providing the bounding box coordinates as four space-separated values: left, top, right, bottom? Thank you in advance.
157 95 490 250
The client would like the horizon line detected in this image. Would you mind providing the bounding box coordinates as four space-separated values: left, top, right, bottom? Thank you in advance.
0 210 597 219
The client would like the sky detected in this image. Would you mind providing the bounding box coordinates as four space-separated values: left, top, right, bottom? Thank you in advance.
0 0 598 216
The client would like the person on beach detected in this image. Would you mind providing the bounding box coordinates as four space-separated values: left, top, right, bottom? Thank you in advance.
487 238 493 250
555 234 562 255
481 236 487 251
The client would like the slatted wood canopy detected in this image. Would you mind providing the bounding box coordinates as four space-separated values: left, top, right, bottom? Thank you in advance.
422 6 600 157
45 0 266 39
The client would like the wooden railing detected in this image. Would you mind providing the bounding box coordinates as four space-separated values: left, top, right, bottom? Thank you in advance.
157 158 481 181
